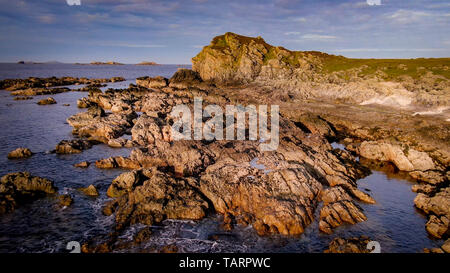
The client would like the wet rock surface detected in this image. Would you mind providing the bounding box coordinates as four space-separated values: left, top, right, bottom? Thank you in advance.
414 187 450 239
7 148 33 159
37 97 57 105
58 194 73 207
324 236 372 253
78 185 99 197
136 76 168 89
0 172 57 215
0 76 125 91
103 168 210 231
55 139 93 154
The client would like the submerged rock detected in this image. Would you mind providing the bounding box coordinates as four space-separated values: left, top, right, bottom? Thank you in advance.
37 97 57 105
74 161 90 168
14 96 33 101
0 76 119 91
0 172 57 215
12 88 70 96
58 194 73 207
7 148 33 159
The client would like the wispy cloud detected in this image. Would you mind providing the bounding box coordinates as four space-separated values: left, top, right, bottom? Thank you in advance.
300 34 337 40
284 31 301 35
37 14 56 24
98 42 166 48
292 17 307 22
387 9 431 24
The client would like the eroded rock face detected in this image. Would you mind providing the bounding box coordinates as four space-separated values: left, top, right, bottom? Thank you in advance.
169 69 205 89
79 185 99 197
319 186 368 234
131 115 172 145
414 188 450 239
198 152 322 236
0 172 57 215
136 76 168 89
107 170 146 198
67 107 136 144
192 32 450 106
55 139 93 154
103 168 209 230
324 236 372 253
101 127 373 236
7 148 33 159
358 141 435 172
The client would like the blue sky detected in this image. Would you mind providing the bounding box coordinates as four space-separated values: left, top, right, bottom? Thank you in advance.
0 0 449 64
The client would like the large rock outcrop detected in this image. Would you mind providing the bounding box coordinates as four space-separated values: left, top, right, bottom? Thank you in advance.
192 32 450 106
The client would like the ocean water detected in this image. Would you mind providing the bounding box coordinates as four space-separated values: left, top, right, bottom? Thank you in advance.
0 64 443 253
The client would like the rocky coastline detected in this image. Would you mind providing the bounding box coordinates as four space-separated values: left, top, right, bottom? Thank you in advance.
0 32 448 253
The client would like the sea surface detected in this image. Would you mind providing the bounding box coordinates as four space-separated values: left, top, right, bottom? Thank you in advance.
0 63 443 253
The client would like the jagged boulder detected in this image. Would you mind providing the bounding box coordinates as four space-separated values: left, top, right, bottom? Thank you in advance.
103 169 209 230
169 69 206 89
0 172 57 215
37 97 57 105
414 187 450 238
7 148 33 159
324 236 372 253
136 76 168 89
55 139 93 154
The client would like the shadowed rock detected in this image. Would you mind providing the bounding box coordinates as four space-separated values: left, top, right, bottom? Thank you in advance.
324 236 372 253
0 172 57 215
56 139 93 154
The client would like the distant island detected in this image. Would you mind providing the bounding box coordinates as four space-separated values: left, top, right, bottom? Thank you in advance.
17 61 63 64
90 61 124 65
136 61 159 66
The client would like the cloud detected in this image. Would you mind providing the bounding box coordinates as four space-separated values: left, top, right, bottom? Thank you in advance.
300 34 337 40
98 42 166 48
66 0 81 6
37 14 56 24
366 0 381 6
388 9 431 24
292 17 307 22
284 31 301 35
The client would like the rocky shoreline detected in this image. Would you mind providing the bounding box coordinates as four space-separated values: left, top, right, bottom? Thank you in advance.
0 33 448 253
